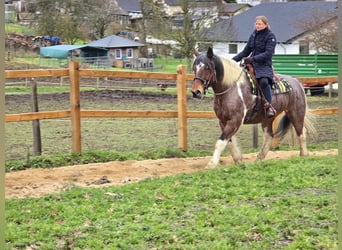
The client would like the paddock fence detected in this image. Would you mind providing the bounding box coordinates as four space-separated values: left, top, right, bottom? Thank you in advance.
5 61 338 155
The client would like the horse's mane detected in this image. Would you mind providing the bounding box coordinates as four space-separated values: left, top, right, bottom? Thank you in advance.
218 56 244 86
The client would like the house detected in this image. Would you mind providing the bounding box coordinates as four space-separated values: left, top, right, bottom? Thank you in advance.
113 0 228 30
218 3 252 19
198 1 337 57
86 35 145 68
114 0 142 28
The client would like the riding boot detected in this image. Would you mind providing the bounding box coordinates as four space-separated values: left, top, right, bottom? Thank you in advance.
264 102 276 118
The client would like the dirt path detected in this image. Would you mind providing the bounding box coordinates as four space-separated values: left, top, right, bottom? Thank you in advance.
5 149 337 199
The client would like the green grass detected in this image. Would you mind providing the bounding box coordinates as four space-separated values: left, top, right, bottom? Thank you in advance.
6 155 337 249
5 86 97 95
153 57 188 73
5 23 37 35
5 148 211 172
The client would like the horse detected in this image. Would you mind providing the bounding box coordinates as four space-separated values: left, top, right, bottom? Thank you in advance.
191 47 316 169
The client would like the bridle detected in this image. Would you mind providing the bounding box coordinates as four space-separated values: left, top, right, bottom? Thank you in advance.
193 60 217 94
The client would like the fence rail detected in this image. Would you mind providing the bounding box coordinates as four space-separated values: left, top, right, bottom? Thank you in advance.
5 62 338 154
272 54 338 77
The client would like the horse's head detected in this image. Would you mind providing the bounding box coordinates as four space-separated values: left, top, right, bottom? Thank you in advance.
191 47 217 98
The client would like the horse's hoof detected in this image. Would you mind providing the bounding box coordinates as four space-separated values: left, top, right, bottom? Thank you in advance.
254 158 262 163
255 154 265 162
205 160 217 169
233 157 243 164
300 151 309 156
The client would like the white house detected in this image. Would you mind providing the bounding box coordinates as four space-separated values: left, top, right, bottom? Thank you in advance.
198 1 337 58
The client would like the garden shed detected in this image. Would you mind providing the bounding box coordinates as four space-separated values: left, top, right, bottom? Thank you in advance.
86 35 145 68
40 45 108 59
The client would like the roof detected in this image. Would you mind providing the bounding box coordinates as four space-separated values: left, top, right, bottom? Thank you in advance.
202 1 337 43
220 3 251 14
86 35 144 48
116 0 141 15
40 45 107 59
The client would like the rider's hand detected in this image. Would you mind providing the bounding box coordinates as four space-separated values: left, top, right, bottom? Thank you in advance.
244 57 254 64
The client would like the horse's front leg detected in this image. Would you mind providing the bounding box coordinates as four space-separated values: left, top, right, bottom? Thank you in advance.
206 134 242 169
257 125 273 160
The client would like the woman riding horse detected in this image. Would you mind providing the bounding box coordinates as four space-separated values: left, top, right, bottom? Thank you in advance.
232 15 277 118
191 47 314 168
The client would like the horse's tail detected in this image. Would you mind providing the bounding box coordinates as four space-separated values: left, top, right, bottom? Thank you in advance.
271 110 317 149
303 110 317 141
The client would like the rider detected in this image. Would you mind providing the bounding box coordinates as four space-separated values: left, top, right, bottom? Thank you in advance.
232 15 277 118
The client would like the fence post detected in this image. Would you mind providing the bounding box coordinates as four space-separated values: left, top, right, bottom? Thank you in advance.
252 124 258 148
30 78 42 155
177 65 187 151
328 82 332 98
69 61 82 154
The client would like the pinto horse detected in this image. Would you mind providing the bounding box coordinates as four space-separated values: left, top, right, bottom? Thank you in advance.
191 47 315 168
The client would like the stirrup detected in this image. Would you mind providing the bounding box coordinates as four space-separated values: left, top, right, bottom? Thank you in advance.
266 108 276 118
264 102 276 118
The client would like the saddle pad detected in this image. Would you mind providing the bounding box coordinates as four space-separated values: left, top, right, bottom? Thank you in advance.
245 70 258 95
272 77 293 94
245 70 292 95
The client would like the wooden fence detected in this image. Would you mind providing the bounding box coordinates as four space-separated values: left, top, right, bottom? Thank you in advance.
5 61 338 154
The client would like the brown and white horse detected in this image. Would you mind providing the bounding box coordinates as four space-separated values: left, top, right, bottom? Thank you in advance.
191 47 315 168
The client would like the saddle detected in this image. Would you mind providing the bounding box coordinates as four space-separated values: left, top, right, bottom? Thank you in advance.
243 63 292 121
244 63 292 96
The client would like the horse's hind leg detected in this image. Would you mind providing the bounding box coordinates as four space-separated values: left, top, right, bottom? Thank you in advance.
206 135 241 169
298 127 308 156
257 125 273 160
291 118 308 156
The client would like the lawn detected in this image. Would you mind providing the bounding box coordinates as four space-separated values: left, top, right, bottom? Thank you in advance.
6 155 337 249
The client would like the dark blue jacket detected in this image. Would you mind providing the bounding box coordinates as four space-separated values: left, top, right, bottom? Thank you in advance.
233 28 276 79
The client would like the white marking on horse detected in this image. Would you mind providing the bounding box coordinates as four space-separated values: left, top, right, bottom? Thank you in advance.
196 62 205 73
206 139 227 169
236 81 248 123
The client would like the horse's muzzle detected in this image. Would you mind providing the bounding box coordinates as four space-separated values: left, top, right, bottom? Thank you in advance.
191 90 202 99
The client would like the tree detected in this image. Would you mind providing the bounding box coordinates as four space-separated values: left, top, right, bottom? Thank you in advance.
139 0 167 56
140 0 217 69
170 0 218 69
27 0 121 43
83 0 121 39
295 8 338 53
56 15 85 44
27 0 86 43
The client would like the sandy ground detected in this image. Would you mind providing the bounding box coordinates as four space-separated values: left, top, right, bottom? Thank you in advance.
5 149 337 199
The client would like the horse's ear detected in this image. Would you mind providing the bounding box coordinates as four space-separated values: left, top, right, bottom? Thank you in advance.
207 47 214 59
194 49 200 57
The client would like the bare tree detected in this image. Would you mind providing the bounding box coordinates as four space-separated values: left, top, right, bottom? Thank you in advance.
295 8 338 53
27 0 121 42
83 0 122 39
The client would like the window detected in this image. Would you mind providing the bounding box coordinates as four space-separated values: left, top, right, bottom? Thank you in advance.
115 49 122 59
299 40 309 54
126 48 133 58
229 44 237 54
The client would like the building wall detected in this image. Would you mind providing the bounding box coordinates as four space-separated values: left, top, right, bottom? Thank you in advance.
212 41 317 59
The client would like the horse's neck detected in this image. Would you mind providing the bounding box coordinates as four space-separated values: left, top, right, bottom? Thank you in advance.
220 57 244 86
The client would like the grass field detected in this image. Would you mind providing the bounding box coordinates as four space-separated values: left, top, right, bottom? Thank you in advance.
6 155 337 249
